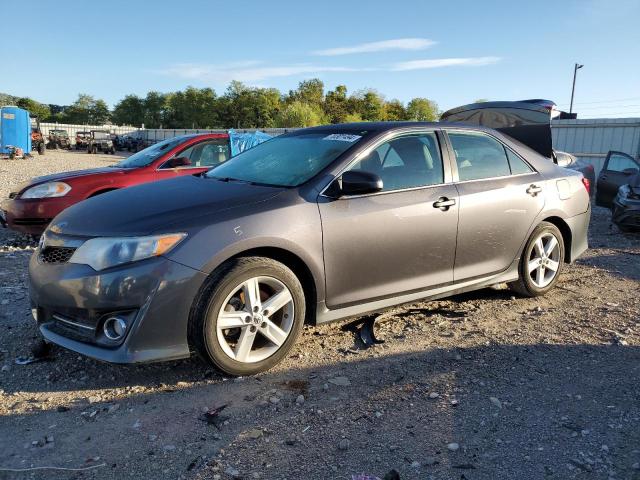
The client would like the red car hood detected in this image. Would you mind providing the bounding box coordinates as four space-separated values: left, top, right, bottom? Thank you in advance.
13 167 126 194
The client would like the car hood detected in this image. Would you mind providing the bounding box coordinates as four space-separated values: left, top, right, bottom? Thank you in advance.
49 175 284 236
17 167 126 192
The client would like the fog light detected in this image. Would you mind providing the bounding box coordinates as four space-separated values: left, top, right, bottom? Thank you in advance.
103 316 127 340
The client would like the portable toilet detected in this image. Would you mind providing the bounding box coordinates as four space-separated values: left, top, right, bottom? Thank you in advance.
0 106 32 154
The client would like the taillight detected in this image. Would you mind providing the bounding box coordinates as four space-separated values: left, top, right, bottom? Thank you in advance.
581 177 591 195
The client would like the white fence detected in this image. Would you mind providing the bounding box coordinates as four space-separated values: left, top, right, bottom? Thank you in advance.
551 118 640 176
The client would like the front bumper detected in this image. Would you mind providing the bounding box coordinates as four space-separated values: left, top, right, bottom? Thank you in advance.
1 196 77 235
612 197 640 229
29 252 207 363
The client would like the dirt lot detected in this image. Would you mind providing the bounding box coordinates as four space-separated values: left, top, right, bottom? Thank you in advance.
0 150 639 480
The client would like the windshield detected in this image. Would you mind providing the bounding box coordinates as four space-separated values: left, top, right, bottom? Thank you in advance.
206 131 367 187
115 136 187 168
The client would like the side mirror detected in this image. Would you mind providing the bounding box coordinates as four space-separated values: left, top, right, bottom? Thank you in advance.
168 156 191 168
339 170 383 196
622 167 639 176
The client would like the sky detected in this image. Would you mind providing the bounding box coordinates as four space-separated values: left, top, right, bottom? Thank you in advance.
1 0 639 118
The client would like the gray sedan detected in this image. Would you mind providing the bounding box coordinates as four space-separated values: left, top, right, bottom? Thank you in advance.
29 122 591 375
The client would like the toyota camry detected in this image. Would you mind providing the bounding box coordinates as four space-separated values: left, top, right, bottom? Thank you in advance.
29 122 590 375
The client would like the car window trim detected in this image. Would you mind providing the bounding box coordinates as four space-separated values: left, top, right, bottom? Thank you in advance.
443 128 539 183
603 150 640 172
156 137 230 171
319 128 451 199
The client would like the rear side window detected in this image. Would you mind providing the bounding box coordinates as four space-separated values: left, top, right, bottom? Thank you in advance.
347 132 443 191
448 132 511 181
505 148 533 175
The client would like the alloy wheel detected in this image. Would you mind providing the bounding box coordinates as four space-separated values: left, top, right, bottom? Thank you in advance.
527 232 561 288
215 276 294 363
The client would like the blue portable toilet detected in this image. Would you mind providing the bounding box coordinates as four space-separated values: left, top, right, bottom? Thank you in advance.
0 106 32 154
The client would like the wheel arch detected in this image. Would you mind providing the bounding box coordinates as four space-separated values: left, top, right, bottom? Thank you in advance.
541 216 572 263
223 246 318 325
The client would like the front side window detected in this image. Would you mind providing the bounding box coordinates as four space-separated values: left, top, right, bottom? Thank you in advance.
160 139 230 169
206 131 368 187
448 131 511 181
607 153 639 172
346 132 443 191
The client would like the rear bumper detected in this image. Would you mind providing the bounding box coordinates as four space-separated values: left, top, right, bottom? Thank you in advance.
0 197 75 235
565 205 591 262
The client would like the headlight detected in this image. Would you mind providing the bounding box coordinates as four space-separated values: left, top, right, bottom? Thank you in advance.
69 233 187 271
21 182 71 199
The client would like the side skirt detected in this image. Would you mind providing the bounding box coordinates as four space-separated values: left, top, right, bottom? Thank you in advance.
315 260 520 325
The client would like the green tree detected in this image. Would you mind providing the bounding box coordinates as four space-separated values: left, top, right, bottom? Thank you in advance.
383 99 407 121
250 88 281 128
274 101 324 127
406 98 439 121
288 79 324 108
144 91 168 128
15 97 51 120
61 94 111 124
350 89 385 121
165 87 218 128
112 95 145 126
343 112 363 123
90 99 111 124
324 85 349 123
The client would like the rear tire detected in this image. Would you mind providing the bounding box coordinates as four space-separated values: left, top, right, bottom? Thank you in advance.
509 221 564 297
189 257 305 376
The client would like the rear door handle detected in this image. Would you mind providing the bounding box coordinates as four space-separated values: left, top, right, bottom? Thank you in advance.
526 184 543 196
433 197 456 210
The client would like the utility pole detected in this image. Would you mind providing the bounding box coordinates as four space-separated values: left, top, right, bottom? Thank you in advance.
569 63 584 114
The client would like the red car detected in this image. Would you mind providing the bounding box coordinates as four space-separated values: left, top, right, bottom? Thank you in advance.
1 133 230 235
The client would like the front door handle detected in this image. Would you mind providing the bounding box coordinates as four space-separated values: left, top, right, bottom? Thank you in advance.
433 197 456 211
526 184 543 196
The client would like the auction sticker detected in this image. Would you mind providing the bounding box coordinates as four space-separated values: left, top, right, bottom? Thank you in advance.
323 134 362 142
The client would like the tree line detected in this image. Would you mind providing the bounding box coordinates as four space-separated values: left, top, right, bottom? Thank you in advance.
0 79 441 128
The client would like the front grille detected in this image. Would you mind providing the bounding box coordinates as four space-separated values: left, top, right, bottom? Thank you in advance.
39 246 76 264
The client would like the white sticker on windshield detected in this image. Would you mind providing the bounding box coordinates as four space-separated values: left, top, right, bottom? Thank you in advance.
323 134 362 142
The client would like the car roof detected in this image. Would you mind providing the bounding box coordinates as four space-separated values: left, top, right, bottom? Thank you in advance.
298 121 499 134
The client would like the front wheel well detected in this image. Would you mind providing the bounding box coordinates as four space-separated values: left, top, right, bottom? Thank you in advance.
228 247 318 325
541 216 572 262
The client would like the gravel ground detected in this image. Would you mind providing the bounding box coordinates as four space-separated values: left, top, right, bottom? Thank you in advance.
0 151 639 480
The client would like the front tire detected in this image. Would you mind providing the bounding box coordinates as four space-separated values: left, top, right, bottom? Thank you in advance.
189 257 305 376
509 221 564 297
